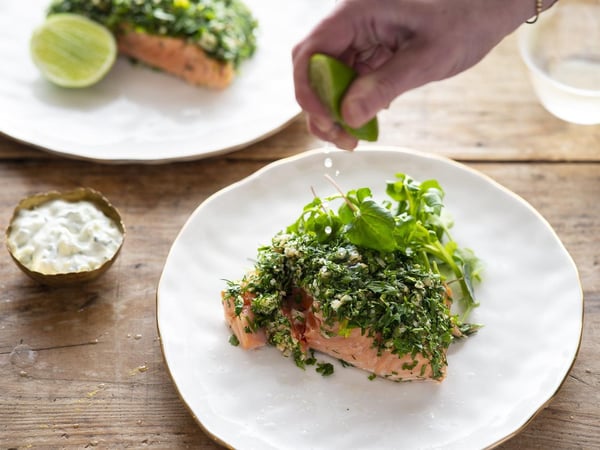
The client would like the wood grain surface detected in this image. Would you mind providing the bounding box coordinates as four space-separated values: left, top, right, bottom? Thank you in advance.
1 32 599 449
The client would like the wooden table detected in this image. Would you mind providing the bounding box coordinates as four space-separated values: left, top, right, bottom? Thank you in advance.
1 33 598 449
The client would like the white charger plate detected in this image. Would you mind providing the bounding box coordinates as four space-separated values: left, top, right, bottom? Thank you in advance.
0 1 333 163
157 147 583 449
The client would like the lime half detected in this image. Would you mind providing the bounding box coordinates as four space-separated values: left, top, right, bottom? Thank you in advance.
30 13 117 88
308 53 378 142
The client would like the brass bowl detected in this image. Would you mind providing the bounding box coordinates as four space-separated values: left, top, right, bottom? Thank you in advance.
5 187 125 286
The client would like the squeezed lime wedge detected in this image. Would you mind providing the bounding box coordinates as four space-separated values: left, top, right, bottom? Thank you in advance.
308 53 378 141
30 13 117 88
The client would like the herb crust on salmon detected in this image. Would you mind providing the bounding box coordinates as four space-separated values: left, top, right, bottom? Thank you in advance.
222 173 482 382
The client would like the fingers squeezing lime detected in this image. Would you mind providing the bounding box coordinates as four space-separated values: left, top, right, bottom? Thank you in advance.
30 13 116 88
308 53 378 142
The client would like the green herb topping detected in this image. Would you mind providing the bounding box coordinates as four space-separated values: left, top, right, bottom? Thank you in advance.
223 173 482 380
47 0 258 67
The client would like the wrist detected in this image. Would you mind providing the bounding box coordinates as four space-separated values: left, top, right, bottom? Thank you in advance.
493 0 559 35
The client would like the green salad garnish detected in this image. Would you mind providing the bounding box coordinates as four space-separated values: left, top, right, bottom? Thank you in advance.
290 173 482 318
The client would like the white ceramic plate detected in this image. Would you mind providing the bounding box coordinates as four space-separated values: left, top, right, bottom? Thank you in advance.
0 1 333 163
157 147 582 449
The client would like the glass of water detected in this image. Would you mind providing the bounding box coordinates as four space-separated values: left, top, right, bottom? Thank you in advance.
518 0 600 125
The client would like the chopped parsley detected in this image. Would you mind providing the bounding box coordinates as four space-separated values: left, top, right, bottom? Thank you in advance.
223 173 482 381
316 362 334 377
228 334 240 346
48 0 258 67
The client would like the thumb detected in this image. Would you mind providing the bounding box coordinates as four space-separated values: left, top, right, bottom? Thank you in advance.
340 75 391 128
340 46 434 128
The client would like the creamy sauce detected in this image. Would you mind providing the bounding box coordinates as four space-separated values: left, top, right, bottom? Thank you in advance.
8 199 123 274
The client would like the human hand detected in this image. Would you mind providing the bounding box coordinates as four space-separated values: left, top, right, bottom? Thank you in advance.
293 0 554 150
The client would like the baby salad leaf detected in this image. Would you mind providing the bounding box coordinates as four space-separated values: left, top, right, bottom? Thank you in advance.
339 197 396 253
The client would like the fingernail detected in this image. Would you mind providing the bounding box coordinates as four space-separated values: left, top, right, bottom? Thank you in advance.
336 139 357 151
331 126 357 151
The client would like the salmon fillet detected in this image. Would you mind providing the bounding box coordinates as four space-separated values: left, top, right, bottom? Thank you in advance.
117 30 235 89
47 0 258 89
223 287 445 381
221 174 480 383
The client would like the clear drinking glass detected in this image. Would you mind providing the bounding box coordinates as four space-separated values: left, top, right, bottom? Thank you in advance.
518 0 600 125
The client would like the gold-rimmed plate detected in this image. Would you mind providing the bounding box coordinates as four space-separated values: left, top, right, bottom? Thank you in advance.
157 146 582 449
